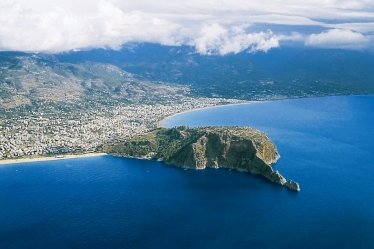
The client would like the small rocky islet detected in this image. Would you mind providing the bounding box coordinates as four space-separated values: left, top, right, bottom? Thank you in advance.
103 126 300 191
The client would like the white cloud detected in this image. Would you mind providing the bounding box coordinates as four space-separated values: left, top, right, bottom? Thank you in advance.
0 0 373 54
0 1 184 53
194 24 283 55
305 29 373 49
328 22 374 33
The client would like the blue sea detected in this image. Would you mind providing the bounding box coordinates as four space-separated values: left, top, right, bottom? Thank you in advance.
1 95 374 248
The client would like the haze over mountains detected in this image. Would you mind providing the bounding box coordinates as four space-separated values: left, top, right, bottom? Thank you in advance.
1 43 373 113
1 1 374 247
0 48 191 113
57 44 374 98
1 0 373 111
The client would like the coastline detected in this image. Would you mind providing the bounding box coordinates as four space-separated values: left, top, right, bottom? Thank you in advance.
0 153 108 166
0 99 285 166
160 100 261 127
160 94 365 127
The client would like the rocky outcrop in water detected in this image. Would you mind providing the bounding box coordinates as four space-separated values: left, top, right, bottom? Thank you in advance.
285 180 301 191
103 126 300 191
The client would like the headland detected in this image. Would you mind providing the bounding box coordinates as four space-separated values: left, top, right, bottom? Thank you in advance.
103 126 300 191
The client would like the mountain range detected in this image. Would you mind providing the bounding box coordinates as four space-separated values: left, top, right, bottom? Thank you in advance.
1 43 373 114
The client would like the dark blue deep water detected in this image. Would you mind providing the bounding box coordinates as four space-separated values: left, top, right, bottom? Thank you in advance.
1 95 374 248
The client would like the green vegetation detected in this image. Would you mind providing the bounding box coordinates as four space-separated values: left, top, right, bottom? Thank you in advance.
2 47 374 119
104 126 269 161
56 45 374 100
0 52 190 119
103 126 300 191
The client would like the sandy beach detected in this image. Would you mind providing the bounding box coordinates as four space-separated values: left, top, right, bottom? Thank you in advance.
160 101 259 127
0 153 108 165
1 102 259 166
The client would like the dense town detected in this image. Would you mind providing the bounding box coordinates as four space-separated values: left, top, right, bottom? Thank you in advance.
0 97 245 159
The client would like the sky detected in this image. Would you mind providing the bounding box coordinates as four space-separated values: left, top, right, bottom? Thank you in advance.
0 0 373 54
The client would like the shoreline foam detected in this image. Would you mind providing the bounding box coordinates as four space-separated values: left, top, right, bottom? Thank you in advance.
0 153 107 165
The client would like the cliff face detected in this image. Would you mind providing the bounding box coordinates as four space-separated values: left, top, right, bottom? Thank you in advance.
103 126 300 191
169 132 275 173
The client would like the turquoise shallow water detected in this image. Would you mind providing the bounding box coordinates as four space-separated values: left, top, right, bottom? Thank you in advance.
1 95 374 248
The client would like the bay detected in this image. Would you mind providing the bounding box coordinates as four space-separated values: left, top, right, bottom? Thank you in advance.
1 95 374 248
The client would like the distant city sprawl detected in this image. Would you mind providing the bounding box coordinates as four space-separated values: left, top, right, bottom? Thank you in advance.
0 97 244 159
2 47 373 160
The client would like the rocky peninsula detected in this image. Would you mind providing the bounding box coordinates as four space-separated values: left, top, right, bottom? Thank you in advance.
103 126 300 191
